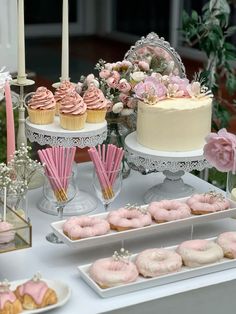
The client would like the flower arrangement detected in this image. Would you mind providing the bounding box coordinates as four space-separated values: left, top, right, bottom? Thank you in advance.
77 51 182 116
0 67 11 100
0 144 43 196
203 128 236 173
134 73 212 105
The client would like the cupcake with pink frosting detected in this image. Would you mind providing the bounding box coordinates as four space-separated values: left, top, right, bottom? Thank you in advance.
59 90 87 130
83 84 109 123
54 80 75 115
27 87 56 124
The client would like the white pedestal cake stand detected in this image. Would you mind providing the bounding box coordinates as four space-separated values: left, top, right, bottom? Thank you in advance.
25 117 107 216
125 132 211 204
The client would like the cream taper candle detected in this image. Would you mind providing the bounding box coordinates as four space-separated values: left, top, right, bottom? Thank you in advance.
17 0 26 83
61 0 69 81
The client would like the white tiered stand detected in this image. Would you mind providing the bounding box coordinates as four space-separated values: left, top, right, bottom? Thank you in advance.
25 116 107 215
125 132 211 203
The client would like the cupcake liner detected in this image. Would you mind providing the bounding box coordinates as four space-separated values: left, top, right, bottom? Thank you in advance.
60 112 87 130
27 107 55 125
86 109 107 123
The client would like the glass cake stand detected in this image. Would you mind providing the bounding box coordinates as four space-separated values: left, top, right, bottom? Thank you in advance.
125 132 211 203
25 117 107 216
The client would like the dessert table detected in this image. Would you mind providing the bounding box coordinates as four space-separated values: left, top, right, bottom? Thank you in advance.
1 162 236 314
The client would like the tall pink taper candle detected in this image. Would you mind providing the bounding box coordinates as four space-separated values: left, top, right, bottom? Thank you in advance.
5 81 15 163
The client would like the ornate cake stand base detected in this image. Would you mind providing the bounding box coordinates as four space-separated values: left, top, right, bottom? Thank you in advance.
144 170 194 204
125 132 211 204
38 189 97 216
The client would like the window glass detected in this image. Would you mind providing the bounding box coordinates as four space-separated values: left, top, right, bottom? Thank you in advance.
25 0 77 24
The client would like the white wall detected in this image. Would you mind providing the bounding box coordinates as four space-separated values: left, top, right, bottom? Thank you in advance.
0 0 17 72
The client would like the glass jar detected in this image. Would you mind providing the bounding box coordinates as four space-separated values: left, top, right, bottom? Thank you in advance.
0 192 28 222
105 112 136 179
226 171 236 201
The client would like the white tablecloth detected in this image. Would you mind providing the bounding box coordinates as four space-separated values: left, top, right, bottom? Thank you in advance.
1 162 236 314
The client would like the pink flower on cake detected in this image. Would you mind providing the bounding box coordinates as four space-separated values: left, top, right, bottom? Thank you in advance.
203 128 236 172
169 75 189 95
134 77 167 103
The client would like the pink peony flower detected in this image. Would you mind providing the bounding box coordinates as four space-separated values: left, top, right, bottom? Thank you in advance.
204 128 236 172
169 75 189 95
118 79 131 93
134 76 167 103
99 69 111 79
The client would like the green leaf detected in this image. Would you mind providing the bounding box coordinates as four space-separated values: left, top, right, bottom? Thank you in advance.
191 10 199 22
225 26 236 37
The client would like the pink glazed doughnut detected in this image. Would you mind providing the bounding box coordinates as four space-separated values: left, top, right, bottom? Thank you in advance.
89 257 139 288
187 193 230 215
107 207 152 231
216 232 236 259
63 216 110 240
135 248 182 278
176 239 223 267
147 200 191 223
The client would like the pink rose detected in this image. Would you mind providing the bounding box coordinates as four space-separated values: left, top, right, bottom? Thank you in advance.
118 79 131 93
138 61 150 71
111 71 121 81
119 93 129 104
106 76 119 88
99 69 111 79
204 128 236 172
127 98 137 109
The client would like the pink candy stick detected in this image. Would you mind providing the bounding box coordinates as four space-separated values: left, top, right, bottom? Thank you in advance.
98 145 102 160
88 148 111 189
38 150 62 193
110 148 124 185
102 144 106 167
107 145 116 181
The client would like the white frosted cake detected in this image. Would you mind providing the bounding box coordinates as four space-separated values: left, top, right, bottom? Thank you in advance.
137 97 212 151
134 74 212 152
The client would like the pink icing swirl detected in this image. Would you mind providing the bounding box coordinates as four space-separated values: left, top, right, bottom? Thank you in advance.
54 80 75 102
18 280 48 305
83 85 108 110
0 291 16 310
28 87 56 110
60 91 86 115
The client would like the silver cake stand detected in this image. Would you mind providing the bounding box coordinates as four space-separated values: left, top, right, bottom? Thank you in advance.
125 132 211 203
26 117 107 216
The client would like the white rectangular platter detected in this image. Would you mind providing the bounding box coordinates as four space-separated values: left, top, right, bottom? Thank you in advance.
51 197 236 249
77 238 236 298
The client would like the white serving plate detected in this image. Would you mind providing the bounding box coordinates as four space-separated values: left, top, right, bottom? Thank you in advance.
77 238 236 298
9 279 71 313
51 197 236 249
